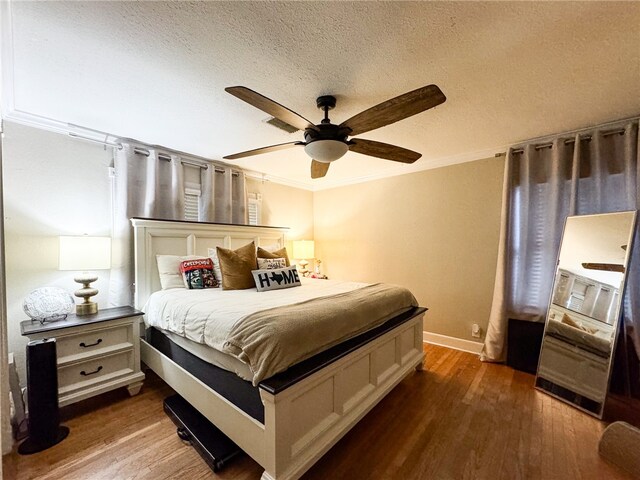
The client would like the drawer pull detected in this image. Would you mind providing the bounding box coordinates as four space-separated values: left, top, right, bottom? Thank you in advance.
79 339 103 348
80 366 103 376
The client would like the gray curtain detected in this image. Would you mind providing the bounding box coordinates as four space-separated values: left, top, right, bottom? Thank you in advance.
482 120 640 362
109 144 185 306
200 165 248 224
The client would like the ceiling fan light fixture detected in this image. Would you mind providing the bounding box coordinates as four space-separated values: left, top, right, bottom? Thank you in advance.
304 139 349 163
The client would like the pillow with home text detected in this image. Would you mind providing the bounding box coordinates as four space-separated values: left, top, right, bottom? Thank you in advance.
252 266 301 292
180 258 218 289
257 257 287 270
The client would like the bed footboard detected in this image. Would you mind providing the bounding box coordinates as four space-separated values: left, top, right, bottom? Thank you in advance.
258 313 424 480
142 310 424 480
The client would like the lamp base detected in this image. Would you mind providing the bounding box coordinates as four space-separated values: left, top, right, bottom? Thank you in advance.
76 302 98 316
74 273 99 316
297 260 310 277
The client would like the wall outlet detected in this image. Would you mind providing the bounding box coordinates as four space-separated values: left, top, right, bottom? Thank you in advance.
471 323 481 338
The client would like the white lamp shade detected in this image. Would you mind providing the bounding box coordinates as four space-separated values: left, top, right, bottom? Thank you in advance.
304 140 349 163
59 236 112 271
293 240 315 259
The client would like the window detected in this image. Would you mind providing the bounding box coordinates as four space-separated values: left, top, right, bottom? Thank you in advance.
184 187 200 221
248 193 262 226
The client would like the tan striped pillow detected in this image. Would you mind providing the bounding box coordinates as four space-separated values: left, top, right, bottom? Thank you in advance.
257 246 290 267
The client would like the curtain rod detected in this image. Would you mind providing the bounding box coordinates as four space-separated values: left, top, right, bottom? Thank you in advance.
510 128 627 155
67 129 244 176
133 147 241 176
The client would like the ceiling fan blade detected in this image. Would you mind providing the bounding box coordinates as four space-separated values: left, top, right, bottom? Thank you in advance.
224 141 304 160
311 160 330 179
226 86 315 132
349 138 421 164
340 85 446 136
582 262 625 273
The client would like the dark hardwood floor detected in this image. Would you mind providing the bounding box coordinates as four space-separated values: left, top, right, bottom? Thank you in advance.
3 345 629 480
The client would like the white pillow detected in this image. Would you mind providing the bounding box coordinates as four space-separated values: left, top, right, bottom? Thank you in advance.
207 248 224 285
257 257 287 270
261 244 283 252
156 255 205 290
252 266 301 292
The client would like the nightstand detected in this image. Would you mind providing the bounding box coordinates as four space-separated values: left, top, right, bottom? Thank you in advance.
20 306 145 407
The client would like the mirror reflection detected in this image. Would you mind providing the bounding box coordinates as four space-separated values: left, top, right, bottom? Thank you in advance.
536 211 636 418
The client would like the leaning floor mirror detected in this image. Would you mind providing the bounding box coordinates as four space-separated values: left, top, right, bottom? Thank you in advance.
535 211 637 418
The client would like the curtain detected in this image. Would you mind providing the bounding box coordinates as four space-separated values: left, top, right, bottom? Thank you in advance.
109 144 185 306
482 120 640 362
200 165 248 224
109 144 249 306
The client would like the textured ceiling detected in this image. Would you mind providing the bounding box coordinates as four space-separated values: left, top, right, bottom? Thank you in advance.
5 1 640 189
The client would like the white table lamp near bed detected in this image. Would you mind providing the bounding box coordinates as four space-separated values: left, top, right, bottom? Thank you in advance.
59 235 111 315
293 240 315 276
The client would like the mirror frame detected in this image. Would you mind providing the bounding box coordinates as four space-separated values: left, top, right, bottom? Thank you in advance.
535 210 637 418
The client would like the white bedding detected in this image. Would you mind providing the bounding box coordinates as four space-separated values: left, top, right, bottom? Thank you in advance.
144 277 368 348
144 278 417 384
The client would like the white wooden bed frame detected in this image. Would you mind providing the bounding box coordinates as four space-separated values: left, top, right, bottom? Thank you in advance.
132 218 425 480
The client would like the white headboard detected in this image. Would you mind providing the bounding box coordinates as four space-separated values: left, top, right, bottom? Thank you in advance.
131 218 288 309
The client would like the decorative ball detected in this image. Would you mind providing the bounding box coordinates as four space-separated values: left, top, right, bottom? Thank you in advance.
23 287 75 322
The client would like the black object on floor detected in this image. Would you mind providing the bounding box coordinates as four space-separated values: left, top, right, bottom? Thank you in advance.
18 338 69 455
506 318 545 374
163 394 242 472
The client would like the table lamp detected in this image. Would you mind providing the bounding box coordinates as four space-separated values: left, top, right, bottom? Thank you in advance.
293 240 315 277
59 236 111 315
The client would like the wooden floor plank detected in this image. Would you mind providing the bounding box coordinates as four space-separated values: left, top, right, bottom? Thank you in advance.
3 345 631 480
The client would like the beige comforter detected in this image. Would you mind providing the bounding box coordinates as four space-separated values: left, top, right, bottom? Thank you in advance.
145 280 418 384
225 283 417 384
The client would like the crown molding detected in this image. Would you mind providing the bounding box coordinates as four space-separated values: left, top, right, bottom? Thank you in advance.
245 171 314 191
2 109 72 136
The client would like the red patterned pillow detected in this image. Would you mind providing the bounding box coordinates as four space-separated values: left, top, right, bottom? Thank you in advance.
180 258 218 289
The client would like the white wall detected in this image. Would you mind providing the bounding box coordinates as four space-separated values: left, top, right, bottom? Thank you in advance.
3 121 113 381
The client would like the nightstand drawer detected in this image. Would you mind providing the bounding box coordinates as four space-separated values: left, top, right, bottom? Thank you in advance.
58 350 134 393
56 324 133 364
21 306 145 407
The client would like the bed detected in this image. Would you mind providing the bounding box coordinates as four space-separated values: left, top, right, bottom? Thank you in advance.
132 218 426 480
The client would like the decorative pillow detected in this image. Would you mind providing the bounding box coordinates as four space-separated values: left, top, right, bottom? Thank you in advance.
561 313 580 329
257 257 287 270
216 241 258 290
156 255 206 289
207 248 224 285
561 313 599 334
252 266 301 292
180 258 218 289
257 246 290 267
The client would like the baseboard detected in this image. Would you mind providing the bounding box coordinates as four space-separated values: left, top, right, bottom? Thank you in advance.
423 332 483 355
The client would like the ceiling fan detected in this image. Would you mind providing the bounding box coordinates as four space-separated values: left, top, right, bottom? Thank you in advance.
223 85 446 179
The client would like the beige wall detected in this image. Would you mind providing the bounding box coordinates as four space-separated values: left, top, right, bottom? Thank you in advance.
313 157 505 343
